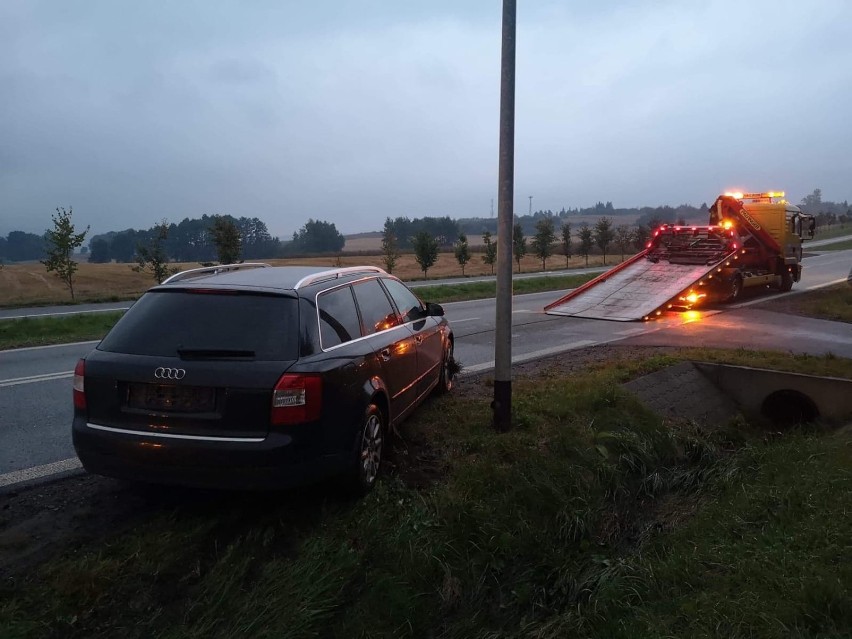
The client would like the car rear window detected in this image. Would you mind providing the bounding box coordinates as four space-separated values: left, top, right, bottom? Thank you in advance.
98 290 299 360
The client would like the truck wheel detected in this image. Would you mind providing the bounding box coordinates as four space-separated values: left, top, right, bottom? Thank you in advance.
780 270 794 292
727 275 743 302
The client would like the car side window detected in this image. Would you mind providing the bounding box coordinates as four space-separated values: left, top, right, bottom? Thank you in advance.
317 286 362 349
382 278 425 323
352 279 399 335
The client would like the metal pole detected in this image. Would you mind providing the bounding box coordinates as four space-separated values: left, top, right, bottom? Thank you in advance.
493 0 515 432
529 195 533 216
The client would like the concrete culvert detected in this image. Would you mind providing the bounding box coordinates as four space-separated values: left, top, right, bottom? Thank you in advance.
761 389 820 426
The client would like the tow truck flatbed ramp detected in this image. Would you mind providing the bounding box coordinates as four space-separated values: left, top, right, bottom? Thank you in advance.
545 252 731 321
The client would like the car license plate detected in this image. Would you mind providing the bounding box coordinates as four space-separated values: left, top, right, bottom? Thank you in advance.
127 383 216 413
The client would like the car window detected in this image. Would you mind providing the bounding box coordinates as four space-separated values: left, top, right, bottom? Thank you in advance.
382 278 425 323
352 278 399 335
97 290 298 360
317 285 362 349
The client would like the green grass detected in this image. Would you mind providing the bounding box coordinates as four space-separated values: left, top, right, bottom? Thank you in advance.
812 224 852 241
417 272 598 304
818 238 852 251
0 311 125 349
784 284 852 323
2 348 850 638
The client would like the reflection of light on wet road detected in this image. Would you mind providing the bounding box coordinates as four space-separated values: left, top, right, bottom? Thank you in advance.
682 310 703 323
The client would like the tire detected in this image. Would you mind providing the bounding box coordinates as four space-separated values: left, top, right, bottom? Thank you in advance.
343 403 385 496
780 270 794 292
434 339 455 395
726 275 743 303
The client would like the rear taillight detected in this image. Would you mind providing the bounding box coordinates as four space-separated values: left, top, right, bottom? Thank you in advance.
271 374 322 426
73 358 86 410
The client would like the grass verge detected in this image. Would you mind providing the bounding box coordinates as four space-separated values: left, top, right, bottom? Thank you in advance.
757 283 852 324
0 311 125 350
2 347 850 638
819 238 852 251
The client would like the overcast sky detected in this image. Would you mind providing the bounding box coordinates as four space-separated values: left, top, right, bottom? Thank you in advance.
2 0 851 239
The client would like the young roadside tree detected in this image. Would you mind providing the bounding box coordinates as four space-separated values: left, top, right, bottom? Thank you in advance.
412 231 438 278
381 217 399 274
633 224 649 251
530 217 556 270
560 222 572 267
594 216 614 265
210 215 242 264
454 232 470 276
613 224 633 261
133 220 177 283
482 230 497 275
512 222 527 273
42 206 89 300
578 223 594 267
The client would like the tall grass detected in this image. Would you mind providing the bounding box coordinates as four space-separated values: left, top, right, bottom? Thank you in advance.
3 349 849 638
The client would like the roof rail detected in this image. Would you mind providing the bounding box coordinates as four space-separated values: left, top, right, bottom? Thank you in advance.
161 262 271 285
294 266 388 290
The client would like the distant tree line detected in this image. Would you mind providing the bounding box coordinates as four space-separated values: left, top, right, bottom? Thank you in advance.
457 203 709 237
87 215 282 264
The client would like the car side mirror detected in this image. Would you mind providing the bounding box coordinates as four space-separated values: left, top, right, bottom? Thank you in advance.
425 302 445 317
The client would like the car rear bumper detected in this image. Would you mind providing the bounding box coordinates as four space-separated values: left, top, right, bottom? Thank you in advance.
72 418 348 490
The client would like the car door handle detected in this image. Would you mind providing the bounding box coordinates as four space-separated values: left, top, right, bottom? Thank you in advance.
380 348 391 361
414 335 422 345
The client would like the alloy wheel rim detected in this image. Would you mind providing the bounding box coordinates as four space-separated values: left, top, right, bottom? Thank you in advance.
445 345 454 390
360 414 382 485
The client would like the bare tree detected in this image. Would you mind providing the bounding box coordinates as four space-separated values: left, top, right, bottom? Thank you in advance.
613 224 633 261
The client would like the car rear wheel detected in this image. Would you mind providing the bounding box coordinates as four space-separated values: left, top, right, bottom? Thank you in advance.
343 403 385 496
434 340 455 395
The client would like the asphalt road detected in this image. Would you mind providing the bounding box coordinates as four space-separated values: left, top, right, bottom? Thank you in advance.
1 248 850 487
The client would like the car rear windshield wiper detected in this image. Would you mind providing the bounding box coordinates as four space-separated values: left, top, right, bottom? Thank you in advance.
177 348 256 360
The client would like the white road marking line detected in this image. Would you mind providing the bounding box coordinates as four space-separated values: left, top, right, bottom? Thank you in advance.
449 317 480 323
0 371 73 387
0 307 129 320
0 340 100 354
615 327 646 336
0 457 83 488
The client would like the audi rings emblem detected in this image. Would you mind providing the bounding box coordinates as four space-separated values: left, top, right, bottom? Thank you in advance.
154 367 186 380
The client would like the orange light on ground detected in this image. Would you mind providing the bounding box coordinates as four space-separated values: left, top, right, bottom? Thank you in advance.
682 310 702 323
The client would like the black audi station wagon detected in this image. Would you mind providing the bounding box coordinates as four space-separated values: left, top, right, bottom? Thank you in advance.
72 264 454 493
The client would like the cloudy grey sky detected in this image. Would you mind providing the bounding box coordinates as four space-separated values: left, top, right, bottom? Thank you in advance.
2 0 850 239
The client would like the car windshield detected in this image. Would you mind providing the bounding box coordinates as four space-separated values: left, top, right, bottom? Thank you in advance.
98 290 299 360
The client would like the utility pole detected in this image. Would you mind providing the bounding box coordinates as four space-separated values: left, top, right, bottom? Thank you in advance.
528 195 533 216
491 198 494 218
493 0 515 433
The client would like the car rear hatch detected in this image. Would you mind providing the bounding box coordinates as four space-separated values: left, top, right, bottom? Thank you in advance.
85 289 299 440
